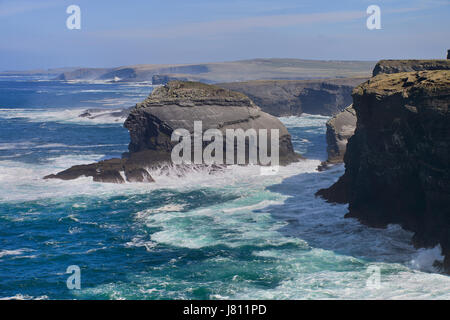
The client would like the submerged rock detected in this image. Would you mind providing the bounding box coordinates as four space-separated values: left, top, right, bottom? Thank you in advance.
45 81 300 183
78 108 131 121
317 69 450 272
43 158 154 184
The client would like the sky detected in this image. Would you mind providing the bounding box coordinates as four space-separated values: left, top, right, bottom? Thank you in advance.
0 0 449 70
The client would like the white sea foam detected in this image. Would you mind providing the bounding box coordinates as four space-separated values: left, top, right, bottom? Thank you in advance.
279 114 329 128
0 148 320 202
0 141 126 151
0 108 127 124
410 245 445 272
0 248 35 258
0 294 48 300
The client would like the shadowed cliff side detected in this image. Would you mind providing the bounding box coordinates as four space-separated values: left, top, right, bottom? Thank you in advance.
218 77 368 116
317 69 450 273
317 104 356 171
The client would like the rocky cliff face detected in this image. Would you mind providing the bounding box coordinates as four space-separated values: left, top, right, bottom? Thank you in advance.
45 81 300 183
152 74 214 85
318 104 356 171
124 81 299 164
219 78 367 116
372 59 450 76
317 70 450 272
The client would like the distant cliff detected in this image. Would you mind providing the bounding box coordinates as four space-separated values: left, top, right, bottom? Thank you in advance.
372 59 450 76
55 59 374 83
219 78 367 116
317 68 450 272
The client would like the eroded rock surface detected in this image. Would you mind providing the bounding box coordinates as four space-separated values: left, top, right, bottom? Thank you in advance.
372 59 450 76
317 70 450 272
219 78 368 116
46 81 300 183
318 104 356 171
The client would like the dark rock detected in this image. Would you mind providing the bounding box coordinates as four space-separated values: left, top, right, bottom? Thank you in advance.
152 74 189 85
93 170 125 183
315 173 348 203
79 111 91 118
152 74 214 85
44 158 126 183
124 168 154 182
124 81 300 165
317 70 450 273
372 59 450 76
318 104 356 170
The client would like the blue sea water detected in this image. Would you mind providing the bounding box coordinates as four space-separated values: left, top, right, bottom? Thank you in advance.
0 76 449 300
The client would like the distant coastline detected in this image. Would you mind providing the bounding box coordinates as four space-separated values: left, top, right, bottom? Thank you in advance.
1 58 376 83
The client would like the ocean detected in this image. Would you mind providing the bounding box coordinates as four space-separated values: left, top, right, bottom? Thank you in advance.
0 76 449 300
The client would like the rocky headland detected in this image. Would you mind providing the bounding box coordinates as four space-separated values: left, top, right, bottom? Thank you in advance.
372 59 450 76
45 81 300 183
317 60 450 272
218 78 367 116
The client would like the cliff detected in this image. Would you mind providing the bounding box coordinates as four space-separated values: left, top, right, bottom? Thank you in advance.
45 81 300 183
56 59 374 83
218 78 367 116
372 59 450 76
318 104 356 171
317 70 450 272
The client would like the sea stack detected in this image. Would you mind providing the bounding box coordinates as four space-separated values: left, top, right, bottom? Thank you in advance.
318 104 357 171
45 81 300 183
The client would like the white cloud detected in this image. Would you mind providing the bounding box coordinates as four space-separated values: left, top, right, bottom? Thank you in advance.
93 10 368 39
0 0 61 17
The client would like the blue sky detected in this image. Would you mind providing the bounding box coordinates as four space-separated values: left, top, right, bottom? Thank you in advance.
0 0 449 70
